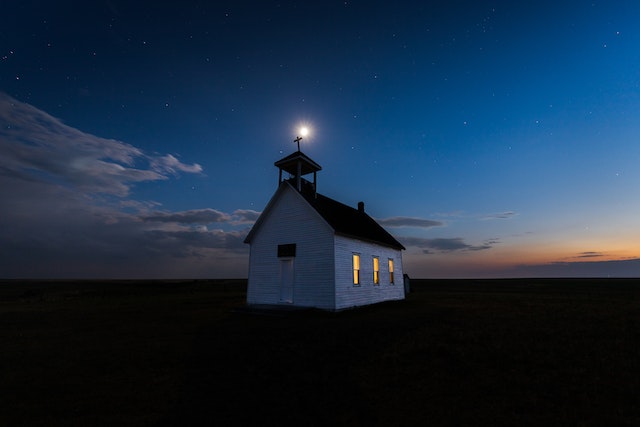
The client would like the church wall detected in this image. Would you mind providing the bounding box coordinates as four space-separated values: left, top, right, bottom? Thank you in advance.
334 235 405 310
246 185 336 309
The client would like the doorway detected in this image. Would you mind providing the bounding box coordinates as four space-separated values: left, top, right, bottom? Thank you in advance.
279 258 294 303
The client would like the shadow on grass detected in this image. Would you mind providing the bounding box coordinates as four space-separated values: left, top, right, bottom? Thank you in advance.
160 279 640 426
2 279 639 426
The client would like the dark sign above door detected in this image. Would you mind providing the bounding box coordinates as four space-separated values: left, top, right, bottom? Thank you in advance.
277 243 296 257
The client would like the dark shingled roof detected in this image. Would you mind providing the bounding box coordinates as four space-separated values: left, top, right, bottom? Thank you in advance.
296 180 405 250
244 178 405 250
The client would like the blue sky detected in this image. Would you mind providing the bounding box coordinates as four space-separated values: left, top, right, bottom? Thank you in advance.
1 1 640 278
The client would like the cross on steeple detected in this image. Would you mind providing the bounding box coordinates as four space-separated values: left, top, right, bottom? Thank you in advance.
294 136 303 151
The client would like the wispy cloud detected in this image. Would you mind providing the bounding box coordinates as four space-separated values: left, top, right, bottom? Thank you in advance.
430 210 518 221
0 92 201 197
482 211 518 220
0 94 248 278
574 251 605 259
400 236 499 253
140 228 249 255
141 208 261 226
142 209 231 224
231 209 262 224
377 216 443 228
150 154 203 175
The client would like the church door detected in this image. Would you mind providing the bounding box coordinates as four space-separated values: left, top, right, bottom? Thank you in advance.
279 259 294 303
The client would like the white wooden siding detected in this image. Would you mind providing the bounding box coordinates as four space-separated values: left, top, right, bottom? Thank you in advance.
246 185 336 310
333 235 405 310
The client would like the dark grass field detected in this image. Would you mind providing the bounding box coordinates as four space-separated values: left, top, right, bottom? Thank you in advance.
2 278 639 426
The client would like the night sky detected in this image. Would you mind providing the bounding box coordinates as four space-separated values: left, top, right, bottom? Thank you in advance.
2 1 640 278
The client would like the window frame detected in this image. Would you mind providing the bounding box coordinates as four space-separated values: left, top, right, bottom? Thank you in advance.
373 256 380 285
388 258 394 284
352 253 361 286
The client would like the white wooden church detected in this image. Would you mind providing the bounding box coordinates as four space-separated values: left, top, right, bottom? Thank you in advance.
244 140 405 311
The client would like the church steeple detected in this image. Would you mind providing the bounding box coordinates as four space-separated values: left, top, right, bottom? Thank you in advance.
274 135 322 193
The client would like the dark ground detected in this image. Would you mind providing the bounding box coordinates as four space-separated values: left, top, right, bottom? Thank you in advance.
1 278 639 426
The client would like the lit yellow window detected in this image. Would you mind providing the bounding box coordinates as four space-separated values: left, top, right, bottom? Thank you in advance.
373 257 379 285
352 254 360 285
388 259 394 284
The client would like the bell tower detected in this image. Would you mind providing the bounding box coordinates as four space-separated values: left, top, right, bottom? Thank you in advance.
274 134 322 193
